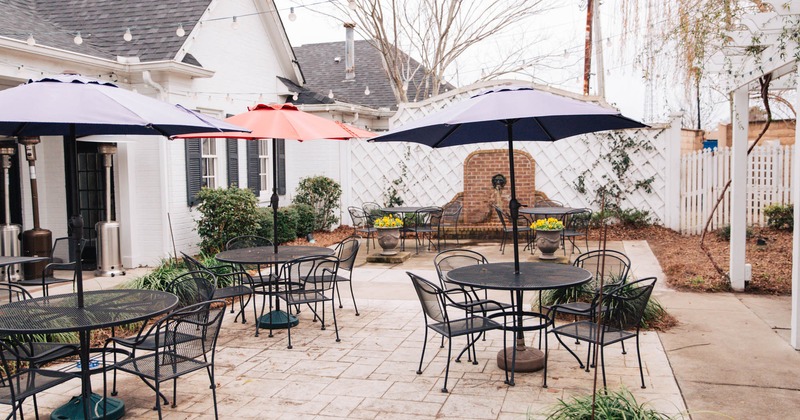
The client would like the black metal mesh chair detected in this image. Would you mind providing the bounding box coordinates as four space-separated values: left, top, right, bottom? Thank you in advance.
181 252 254 323
440 201 463 247
17 237 87 296
406 207 443 254
407 272 509 393
225 235 276 288
348 206 376 253
548 277 657 389
0 283 80 367
333 236 361 315
103 300 226 419
492 205 532 254
275 255 341 349
0 339 79 419
361 202 383 224
562 208 591 254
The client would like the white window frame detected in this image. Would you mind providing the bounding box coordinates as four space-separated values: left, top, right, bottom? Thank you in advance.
201 138 217 189
259 139 270 193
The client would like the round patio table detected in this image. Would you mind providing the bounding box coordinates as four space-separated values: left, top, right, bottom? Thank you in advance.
0 255 49 282
215 246 334 331
446 262 591 384
0 289 178 420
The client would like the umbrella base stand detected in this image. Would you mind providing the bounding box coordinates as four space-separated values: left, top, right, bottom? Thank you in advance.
257 310 299 329
496 344 545 372
50 393 124 420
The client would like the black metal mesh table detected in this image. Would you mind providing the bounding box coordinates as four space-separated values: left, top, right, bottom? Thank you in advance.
446 262 591 383
0 255 49 282
216 246 334 330
0 289 179 419
519 207 580 218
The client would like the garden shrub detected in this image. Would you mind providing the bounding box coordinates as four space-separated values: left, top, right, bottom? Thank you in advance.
293 203 316 237
764 203 793 230
715 224 754 242
293 176 342 231
195 187 260 254
256 206 298 244
546 387 671 419
617 208 652 228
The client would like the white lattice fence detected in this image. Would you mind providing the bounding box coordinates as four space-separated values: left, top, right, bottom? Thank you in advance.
680 143 795 234
349 81 675 224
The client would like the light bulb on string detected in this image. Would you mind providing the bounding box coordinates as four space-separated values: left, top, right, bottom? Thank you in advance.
563 49 569 58
328 89 334 99
231 16 239 29
348 0 357 10
123 28 132 42
73 32 83 45
292 93 299 101
26 34 35 46
288 8 296 22
606 37 612 47
364 85 370 95
176 24 185 37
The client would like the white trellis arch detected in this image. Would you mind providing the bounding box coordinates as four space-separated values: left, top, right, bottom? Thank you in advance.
708 1 800 348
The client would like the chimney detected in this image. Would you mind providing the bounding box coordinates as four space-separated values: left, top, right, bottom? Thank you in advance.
344 22 355 80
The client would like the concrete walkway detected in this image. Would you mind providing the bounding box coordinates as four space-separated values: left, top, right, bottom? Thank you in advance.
8 238 799 418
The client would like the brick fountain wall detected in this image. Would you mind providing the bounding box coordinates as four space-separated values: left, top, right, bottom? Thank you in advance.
462 149 536 224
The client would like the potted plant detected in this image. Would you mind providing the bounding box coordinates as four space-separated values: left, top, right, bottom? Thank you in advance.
532 217 564 260
374 214 404 255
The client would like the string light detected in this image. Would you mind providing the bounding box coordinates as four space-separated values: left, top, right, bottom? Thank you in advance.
328 89 334 99
288 7 296 21
73 32 83 45
364 85 370 95
231 16 239 29
176 24 185 37
26 34 35 46
123 28 132 42
292 93 299 101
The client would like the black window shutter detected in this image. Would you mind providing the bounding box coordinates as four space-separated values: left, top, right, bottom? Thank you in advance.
185 139 202 206
246 140 260 196
276 139 286 195
227 139 238 187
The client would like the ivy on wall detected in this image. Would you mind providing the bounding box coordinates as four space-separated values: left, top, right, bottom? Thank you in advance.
573 130 660 211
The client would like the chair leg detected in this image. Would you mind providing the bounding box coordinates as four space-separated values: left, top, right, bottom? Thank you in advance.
286 299 293 349
543 325 549 388
600 344 607 390
347 280 360 316
335 281 344 309
442 337 453 393
636 335 646 389
208 364 220 419
331 300 340 342
417 329 429 374
172 378 178 407
621 340 627 354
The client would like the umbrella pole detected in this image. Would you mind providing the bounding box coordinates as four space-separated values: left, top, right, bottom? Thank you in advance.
506 122 521 274
271 139 279 254
65 127 85 309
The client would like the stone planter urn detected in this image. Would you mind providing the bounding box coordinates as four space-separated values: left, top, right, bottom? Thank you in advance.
535 229 562 260
377 227 401 255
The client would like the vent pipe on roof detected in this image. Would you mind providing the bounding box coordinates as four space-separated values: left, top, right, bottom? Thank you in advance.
344 22 355 80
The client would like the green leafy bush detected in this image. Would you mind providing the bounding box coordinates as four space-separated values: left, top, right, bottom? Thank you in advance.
195 187 260 254
256 206 298 244
764 203 793 230
293 203 316 237
293 176 342 231
715 225 754 242
546 387 673 419
617 208 652 228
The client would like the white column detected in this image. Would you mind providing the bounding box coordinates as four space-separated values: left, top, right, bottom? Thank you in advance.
791 65 800 349
729 86 748 291
663 112 683 231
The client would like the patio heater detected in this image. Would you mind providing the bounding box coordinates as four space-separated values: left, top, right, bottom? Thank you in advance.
0 145 22 281
94 143 124 277
18 136 51 280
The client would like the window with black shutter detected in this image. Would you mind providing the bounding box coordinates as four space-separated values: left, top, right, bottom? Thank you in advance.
246 140 260 197
185 139 202 206
226 139 238 187
276 139 286 195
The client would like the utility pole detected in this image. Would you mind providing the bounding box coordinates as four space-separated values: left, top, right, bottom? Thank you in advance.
583 0 594 95
594 0 606 99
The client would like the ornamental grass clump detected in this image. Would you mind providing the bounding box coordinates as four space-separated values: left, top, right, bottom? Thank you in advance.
532 217 564 230
374 214 403 228
545 387 675 419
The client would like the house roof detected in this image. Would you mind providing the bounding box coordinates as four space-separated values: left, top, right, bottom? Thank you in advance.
292 40 454 110
0 0 209 63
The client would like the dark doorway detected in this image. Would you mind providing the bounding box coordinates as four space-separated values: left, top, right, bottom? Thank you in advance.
0 140 22 225
70 142 116 268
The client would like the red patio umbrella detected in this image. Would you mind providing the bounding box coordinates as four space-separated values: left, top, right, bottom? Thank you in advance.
176 103 374 253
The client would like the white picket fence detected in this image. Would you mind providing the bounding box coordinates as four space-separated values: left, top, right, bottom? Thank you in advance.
680 143 795 234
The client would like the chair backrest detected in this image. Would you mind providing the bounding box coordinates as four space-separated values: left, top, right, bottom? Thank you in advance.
348 206 368 228
169 270 216 307
362 202 382 223
151 299 226 362
433 249 488 291
441 201 462 224
414 206 443 229
573 249 631 287
535 199 564 207
602 277 657 331
225 235 273 251
50 237 87 264
181 251 205 272
0 283 34 304
407 272 447 324
279 255 339 292
492 205 509 229
565 208 592 231
335 236 360 272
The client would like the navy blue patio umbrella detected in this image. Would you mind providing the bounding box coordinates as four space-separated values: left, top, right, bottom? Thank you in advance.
370 86 646 272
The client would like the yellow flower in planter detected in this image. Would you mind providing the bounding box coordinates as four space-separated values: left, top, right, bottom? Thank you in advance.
532 217 564 231
374 214 404 228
